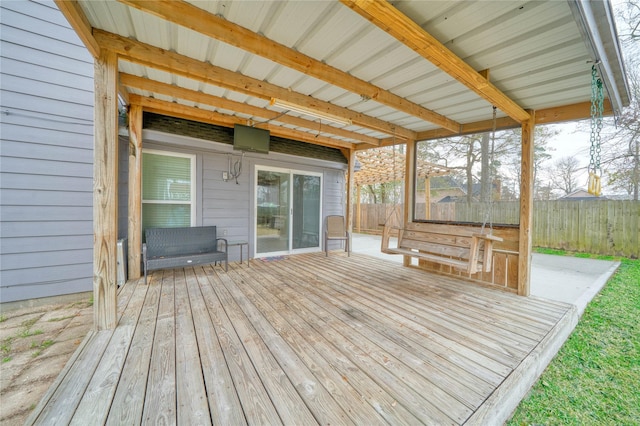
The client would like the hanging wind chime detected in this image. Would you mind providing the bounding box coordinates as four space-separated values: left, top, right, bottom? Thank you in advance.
588 64 604 196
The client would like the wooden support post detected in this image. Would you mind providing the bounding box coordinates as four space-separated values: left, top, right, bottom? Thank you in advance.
346 149 355 242
93 50 119 329
424 177 431 220
128 103 143 279
403 140 416 266
356 185 361 233
518 111 535 296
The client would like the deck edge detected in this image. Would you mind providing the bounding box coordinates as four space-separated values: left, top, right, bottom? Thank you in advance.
464 303 580 426
23 329 96 426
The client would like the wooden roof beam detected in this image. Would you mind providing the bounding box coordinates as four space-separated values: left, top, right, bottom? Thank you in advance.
341 0 530 123
130 95 356 150
415 99 613 141
356 135 406 150
55 0 100 58
55 2 128 103
94 30 417 141
118 0 460 133
120 73 380 147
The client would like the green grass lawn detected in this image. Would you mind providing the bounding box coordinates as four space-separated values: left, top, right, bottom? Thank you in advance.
508 255 639 425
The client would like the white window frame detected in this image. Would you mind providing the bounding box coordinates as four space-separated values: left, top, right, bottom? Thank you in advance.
142 149 196 227
254 165 323 257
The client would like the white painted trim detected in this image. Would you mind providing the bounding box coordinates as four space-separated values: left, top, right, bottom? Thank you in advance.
254 165 324 257
141 148 197 226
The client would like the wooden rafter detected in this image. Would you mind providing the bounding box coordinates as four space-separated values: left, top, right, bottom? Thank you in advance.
120 73 380 147
118 0 460 133
415 100 614 142
341 0 530 123
130 95 356 150
54 0 100 58
354 147 451 186
94 30 417 141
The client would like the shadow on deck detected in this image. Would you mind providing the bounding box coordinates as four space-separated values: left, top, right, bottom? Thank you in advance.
27 252 578 425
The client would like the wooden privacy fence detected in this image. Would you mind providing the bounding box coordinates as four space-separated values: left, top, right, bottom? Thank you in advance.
354 200 639 258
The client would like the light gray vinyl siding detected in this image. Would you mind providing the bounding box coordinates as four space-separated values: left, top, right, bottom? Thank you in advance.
0 0 94 303
143 131 347 260
201 152 251 244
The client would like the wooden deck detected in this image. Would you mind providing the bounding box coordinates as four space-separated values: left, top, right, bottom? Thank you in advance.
27 252 578 425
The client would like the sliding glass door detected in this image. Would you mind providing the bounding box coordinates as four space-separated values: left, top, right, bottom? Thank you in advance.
256 169 290 254
256 167 322 256
292 173 321 250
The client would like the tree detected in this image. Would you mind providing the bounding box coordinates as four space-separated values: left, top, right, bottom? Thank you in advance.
596 0 640 199
418 125 557 202
600 68 639 199
417 134 481 203
548 156 582 196
616 0 640 42
363 181 401 204
500 126 557 200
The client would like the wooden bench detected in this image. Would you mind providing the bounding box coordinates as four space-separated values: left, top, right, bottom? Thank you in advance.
381 222 503 275
143 226 228 284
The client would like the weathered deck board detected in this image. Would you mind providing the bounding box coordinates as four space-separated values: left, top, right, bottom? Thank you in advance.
143 269 177 424
289 256 523 370
268 258 490 409
174 268 211 425
184 267 246 425
226 263 408 425
210 264 352 425
29 252 576 426
203 264 323 425
195 266 284 425
105 273 161 425
33 331 112 425
308 255 564 362
70 276 147 424
249 259 463 424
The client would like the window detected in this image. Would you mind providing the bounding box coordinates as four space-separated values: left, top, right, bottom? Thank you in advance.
142 150 195 232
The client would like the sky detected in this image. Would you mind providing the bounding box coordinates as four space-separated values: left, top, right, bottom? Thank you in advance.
538 0 636 192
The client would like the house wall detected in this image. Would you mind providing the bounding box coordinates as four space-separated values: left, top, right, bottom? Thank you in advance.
142 130 348 259
0 1 94 303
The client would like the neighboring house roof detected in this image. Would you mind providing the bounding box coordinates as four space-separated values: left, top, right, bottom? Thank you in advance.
558 189 608 200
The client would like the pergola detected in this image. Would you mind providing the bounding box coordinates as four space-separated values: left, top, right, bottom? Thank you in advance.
354 148 452 187
353 147 452 230
54 0 629 328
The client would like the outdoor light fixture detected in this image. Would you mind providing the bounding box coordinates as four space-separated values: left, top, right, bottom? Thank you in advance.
270 98 352 126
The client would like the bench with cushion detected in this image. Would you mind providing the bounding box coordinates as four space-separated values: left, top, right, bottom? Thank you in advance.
381 222 503 275
143 226 228 284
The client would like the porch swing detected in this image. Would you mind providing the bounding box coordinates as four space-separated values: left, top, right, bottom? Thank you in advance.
381 107 503 275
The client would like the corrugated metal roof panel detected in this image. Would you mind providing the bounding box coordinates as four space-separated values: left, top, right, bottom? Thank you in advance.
77 0 628 147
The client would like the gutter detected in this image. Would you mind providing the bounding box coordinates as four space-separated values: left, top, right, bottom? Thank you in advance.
568 0 631 117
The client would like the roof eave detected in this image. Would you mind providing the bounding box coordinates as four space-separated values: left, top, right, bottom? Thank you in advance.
568 0 631 116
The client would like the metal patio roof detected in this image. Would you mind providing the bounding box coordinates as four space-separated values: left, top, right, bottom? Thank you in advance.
59 0 630 150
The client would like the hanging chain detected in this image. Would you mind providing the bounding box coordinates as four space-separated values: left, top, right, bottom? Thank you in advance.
589 65 604 174
482 106 497 234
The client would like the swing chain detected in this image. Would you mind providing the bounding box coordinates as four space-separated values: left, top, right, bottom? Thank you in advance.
589 65 604 174
588 65 604 196
481 106 497 234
